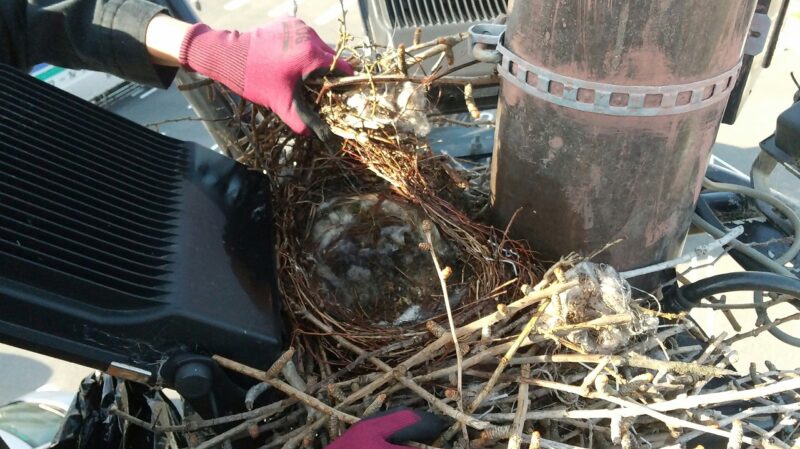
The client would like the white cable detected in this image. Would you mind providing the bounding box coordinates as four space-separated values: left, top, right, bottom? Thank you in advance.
620 226 744 279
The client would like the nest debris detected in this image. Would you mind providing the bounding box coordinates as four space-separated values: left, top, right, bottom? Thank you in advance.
541 263 660 355
117 28 800 449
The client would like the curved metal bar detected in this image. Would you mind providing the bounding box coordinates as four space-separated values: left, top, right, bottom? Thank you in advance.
754 290 800 347
496 31 743 117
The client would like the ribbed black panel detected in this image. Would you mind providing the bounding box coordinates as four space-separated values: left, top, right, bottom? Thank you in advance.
0 64 285 396
0 67 184 301
386 0 506 27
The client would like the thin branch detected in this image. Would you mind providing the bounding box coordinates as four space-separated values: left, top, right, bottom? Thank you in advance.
145 116 234 128
422 220 467 442
508 364 531 449
109 400 292 433
213 355 359 425
520 378 760 445
724 313 800 345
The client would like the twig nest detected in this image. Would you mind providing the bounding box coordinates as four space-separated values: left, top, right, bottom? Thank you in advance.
308 194 457 325
541 262 658 353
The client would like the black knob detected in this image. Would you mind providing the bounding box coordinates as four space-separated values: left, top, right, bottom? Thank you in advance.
174 362 213 399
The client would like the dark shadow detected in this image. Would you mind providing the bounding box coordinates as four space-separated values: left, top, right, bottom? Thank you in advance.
0 353 53 404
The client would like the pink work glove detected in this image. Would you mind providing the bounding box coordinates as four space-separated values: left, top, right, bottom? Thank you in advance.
179 17 353 140
326 408 445 449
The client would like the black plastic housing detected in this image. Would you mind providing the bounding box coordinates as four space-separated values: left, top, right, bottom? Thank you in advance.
0 64 284 384
722 0 790 125
775 100 800 159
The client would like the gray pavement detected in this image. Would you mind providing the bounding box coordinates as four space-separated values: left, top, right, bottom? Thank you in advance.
193 0 365 44
713 10 800 200
1 1 799 404
108 84 216 148
0 345 90 404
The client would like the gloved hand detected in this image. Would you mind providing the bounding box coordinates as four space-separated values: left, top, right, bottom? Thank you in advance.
326 408 446 449
178 17 353 139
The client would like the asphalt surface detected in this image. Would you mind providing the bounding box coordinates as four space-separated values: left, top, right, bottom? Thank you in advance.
1 1 799 404
108 84 216 148
713 15 800 202
192 0 364 38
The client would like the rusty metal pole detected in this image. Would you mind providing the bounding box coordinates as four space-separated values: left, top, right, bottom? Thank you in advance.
490 0 757 284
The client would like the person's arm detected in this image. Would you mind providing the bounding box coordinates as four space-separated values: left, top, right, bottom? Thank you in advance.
169 16 354 139
0 0 176 87
0 0 354 138
144 14 191 67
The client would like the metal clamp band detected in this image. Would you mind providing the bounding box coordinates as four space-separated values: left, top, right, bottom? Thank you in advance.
496 32 742 117
744 12 772 56
468 23 507 64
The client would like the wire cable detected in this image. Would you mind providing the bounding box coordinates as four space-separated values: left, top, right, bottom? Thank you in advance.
702 178 800 265
677 272 800 309
692 294 796 310
675 272 800 347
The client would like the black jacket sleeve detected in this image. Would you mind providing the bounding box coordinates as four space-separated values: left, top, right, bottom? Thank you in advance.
0 0 177 87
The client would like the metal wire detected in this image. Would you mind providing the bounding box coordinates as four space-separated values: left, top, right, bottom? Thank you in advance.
693 294 796 310
702 177 800 265
676 271 800 347
692 215 796 278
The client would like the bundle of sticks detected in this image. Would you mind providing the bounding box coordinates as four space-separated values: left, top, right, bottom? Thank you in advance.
137 27 800 449
115 259 800 449
208 264 800 449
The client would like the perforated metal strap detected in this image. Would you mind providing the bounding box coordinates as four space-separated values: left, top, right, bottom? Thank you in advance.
496 34 742 117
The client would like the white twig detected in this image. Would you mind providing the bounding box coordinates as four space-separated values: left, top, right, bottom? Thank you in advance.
677 403 800 444
522 377 800 445
727 420 743 449
482 403 800 422
508 364 531 449
620 226 743 279
764 413 798 441
423 221 467 442
644 377 800 413
580 357 610 395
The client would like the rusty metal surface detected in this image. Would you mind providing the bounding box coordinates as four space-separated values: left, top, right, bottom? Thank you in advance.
491 0 757 279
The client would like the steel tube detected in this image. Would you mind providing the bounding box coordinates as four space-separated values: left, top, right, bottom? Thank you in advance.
491 0 757 286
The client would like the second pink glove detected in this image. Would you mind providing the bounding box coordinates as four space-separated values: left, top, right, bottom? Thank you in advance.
326 408 445 449
179 17 353 138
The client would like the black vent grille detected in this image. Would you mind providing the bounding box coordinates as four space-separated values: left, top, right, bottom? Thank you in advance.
0 66 187 303
385 0 506 27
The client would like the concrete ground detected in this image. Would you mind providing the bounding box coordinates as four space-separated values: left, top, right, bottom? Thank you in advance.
1 1 799 403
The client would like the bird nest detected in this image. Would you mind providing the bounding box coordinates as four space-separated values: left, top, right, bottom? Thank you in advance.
229 31 542 367
109 28 800 449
